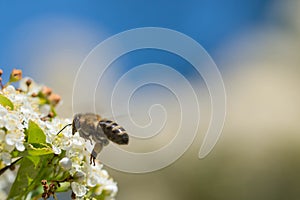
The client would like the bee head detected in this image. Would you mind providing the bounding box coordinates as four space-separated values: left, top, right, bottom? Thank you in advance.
72 113 83 134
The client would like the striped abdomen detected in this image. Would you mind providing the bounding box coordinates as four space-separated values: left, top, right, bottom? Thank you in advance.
99 120 129 145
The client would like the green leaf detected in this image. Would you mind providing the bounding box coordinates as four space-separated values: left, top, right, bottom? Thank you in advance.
8 157 33 199
7 155 53 199
27 120 46 144
0 94 14 110
27 143 53 156
37 91 49 104
26 155 41 168
26 121 53 156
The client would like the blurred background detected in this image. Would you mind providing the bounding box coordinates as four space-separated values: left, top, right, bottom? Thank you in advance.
1 0 300 199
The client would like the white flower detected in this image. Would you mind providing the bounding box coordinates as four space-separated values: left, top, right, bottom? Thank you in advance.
5 131 23 145
73 170 86 183
71 182 87 197
2 113 23 131
0 105 7 116
5 130 25 152
2 85 16 95
19 77 42 95
0 77 119 199
52 145 61 155
15 142 25 151
19 106 40 128
86 164 118 197
87 173 98 187
3 143 15 153
39 104 51 116
103 181 118 197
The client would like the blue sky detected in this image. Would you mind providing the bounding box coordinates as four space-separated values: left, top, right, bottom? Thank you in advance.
0 0 274 77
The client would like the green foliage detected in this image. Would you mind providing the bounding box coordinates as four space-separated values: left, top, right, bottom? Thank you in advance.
8 155 54 199
26 120 53 156
27 120 46 144
8 121 55 199
0 71 118 199
0 94 14 110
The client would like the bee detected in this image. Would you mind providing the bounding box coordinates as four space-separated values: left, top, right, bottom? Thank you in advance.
57 113 129 165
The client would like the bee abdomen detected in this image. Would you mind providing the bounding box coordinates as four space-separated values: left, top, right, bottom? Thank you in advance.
99 119 129 145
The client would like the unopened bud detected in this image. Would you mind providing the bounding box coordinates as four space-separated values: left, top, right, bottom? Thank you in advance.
49 183 57 192
42 86 52 96
59 157 72 170
9 69 22 82
25 79 32 87
41 179 47 185
48 93 61 106
48 111 54 118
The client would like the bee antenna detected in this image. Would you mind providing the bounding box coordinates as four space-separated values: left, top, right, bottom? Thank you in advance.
56 123 72 135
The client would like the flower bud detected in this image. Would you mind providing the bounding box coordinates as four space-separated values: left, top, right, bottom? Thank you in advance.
48 93 61 106
25 79 32 87
41 179 47 185
41 86 52 96
9 69 22 82
59 157 72 170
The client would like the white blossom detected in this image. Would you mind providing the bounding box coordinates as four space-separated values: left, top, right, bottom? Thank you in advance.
19 77 42 95
71 182 87 197
0 78 118 199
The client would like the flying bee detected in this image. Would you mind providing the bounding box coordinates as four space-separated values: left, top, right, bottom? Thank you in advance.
57 113 129 165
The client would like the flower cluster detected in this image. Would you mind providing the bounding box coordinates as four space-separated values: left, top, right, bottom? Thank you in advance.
0 69 118 199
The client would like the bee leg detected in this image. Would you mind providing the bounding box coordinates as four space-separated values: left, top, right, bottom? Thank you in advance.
90 155 96 166
78 130 93 145
90 142 103 166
